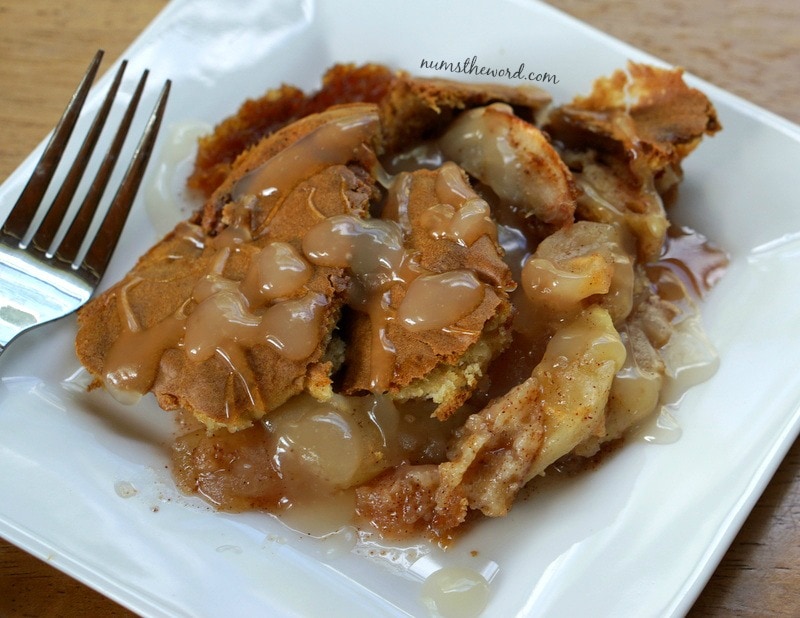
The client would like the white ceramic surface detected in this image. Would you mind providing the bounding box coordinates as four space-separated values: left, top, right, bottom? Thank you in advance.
1 1 800 616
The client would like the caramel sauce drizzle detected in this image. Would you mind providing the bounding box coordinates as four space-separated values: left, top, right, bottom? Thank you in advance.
103 220 326 406
301 207 490 391
654 224 729 298
102 107 502 404
231 105 380 201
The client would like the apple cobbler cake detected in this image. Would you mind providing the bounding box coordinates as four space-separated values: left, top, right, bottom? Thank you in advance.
75 62 725 539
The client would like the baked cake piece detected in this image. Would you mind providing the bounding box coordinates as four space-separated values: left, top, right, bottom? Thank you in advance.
544 62 721 260
76 105 381 431
340 163 516 420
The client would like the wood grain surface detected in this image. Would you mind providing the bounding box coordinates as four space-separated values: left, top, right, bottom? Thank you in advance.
0 1 798 616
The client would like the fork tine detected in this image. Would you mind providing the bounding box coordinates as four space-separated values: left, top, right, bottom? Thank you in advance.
0 50 104 244
78 78 171 281
55 68 151 266
30 59 129 254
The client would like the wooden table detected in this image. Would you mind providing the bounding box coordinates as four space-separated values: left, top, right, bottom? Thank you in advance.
0 1 798 615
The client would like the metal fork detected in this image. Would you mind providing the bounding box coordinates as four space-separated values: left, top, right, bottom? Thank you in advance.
0 50 170 356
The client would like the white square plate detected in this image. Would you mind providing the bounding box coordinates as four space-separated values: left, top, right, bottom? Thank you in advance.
2 1 800 616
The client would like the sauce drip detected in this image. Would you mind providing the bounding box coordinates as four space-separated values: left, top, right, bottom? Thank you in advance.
398 271 484 332
422 162 499 246
420 567 491 618
103 278 186 400
240 241 311 304
302 214 408 278
232 105 380 200
302 214 417 390
654 225 729 297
